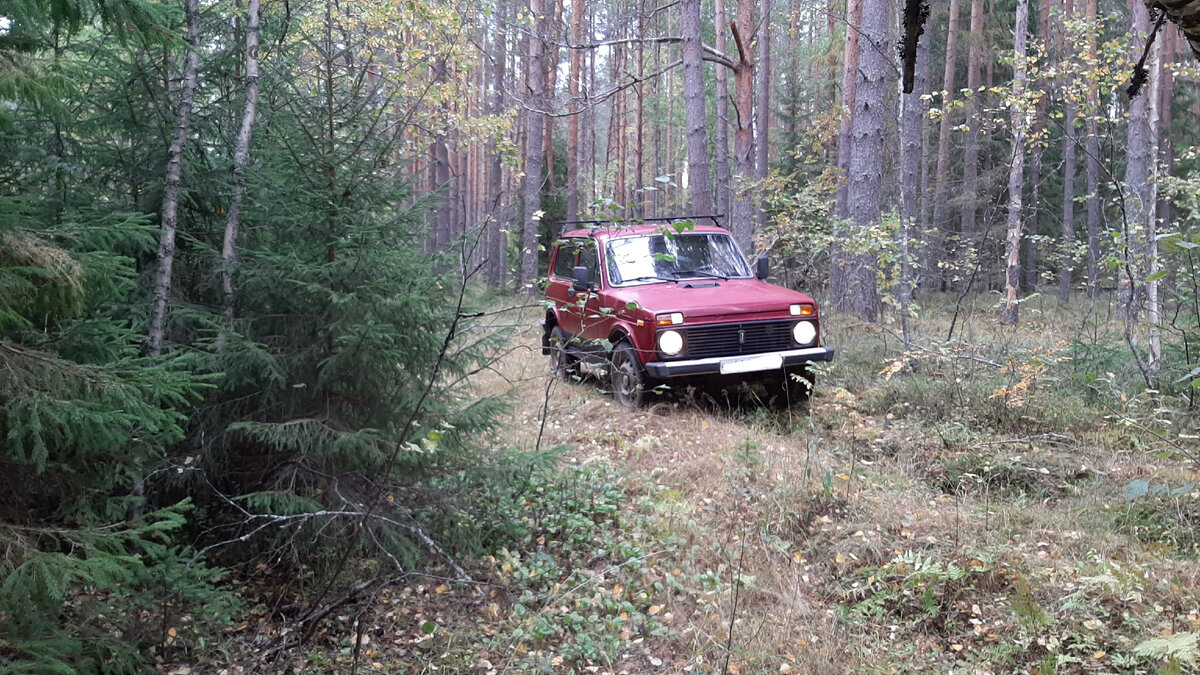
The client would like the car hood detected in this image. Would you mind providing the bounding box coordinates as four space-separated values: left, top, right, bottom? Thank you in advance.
617 278 818 319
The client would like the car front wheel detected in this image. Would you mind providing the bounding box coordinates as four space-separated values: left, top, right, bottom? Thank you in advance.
610 342 647 408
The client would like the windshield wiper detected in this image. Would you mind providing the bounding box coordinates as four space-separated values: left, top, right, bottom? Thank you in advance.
673 268 728 281
619 275 677 284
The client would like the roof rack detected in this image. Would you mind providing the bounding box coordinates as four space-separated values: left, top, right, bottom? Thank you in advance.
558 214 724 236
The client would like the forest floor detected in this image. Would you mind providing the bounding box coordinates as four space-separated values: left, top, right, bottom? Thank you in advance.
243 293 1200 674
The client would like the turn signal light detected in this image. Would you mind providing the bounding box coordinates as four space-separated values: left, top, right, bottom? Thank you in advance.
790 303 816 317
655 312 684 326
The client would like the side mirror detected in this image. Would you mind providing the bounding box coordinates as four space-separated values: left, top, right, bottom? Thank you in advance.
755 256 770 280
572 266 592 292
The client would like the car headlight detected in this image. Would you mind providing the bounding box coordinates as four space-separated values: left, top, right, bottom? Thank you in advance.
658 330 684 356
793 321 817 346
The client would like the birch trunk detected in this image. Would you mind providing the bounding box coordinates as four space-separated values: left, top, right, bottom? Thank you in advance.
220 0 260 333
146 0 202 358
1003 0 1029 325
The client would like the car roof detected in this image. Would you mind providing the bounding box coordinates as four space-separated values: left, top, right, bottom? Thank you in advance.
559 222 732 240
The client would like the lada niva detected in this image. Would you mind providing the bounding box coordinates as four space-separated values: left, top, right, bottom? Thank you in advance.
542 218 834 408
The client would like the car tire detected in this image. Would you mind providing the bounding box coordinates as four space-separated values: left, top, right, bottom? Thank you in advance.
610 341 647 409
775 367 815 406
549 325 580 380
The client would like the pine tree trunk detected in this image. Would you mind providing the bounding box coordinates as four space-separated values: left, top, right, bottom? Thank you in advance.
929 0 961 291
754 0 771 233
487 0 509 288
898 6 929 349
715 0 731 219
830 0 861 296
730 3 756 254
1085 0 1101 298
1023 0 1051 294
521 0 546 294
220 0 260 335
543 0 561 197
682 0 713 215
566 0 583 222
1060 93 1077 301
634 0 646 217
1003 0 1029 325
1121 1 1155 322
838 0 888 321
833 0 862 221
146 0 202 358
433 62 452 253
959 0 984 290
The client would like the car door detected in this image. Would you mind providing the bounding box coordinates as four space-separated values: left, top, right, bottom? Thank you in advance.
575 241 607 341
547 239 582 336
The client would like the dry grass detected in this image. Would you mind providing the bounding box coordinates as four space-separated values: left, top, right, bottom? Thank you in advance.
447 293 1200 673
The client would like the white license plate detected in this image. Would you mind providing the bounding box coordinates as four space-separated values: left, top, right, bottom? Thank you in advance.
719 353 783 375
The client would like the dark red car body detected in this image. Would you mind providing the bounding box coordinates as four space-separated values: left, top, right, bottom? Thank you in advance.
542 222 834 406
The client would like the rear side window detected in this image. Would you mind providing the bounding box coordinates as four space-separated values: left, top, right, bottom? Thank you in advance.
552 240 578 278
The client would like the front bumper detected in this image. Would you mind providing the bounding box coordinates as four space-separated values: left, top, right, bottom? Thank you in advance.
644 345 835 378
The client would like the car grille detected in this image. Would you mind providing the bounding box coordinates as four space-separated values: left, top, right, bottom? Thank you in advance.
679 320 796 360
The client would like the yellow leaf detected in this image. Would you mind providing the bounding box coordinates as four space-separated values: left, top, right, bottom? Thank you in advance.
835 553 846 564
648 604 663 615
435 584 447 594
1092 650 1107 660
168 628 177 637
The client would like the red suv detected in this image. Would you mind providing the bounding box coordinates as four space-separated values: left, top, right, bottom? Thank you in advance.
542 218 834 407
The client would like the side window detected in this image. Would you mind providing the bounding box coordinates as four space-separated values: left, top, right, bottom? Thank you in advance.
578 243 599 286
552 240 577 279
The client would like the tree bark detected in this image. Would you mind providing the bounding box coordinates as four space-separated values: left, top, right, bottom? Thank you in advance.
1121 1 1155 323
929 0 960 290
1085 0 1101 298
1003 0 1029 325
487 0 509 287
837 0 888 321
898 5 929 349
730 6 756 254
682 0 713 216
634 0 646 217
715 0 731 219
543 0 562 197
959 0 984 290
1023 0 1051 293
220 0 260 336
146 0 202 358
521 0 547 294
833 0 862 221
566 0 583 222
754 0 771 233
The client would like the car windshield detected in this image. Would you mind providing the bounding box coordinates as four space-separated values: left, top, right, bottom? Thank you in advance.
606 233 752 285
